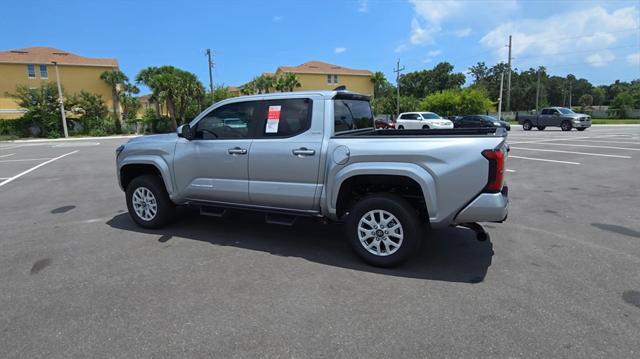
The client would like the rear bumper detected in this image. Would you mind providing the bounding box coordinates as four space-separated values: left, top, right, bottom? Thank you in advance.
454 186 509 224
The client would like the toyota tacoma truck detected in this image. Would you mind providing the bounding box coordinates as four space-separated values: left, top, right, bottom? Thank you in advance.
116 91 508 267
518 107 591 131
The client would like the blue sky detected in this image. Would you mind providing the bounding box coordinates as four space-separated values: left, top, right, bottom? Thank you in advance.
3 0 639 92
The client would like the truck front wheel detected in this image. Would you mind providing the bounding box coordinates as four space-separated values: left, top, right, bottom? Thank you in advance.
346 194 422 267
522 120 533 131
561 120 572 131
126 175 175 229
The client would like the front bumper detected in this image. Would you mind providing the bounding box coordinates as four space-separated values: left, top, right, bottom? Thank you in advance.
573 120 591 128
454 186 509 223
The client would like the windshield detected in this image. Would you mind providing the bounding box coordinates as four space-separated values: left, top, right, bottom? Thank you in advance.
421 113 441 119
558 108 575 114
479 115 498 122
334 99 374 133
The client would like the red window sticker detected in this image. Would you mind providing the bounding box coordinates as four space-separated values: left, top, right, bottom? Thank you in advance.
266 105 281 133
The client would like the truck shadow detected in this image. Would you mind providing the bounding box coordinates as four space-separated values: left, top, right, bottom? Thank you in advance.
106 209 493 283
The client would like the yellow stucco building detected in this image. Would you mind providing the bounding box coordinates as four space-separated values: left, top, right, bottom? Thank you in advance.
231 61 374 97
0 46 118 119
276 61 373 96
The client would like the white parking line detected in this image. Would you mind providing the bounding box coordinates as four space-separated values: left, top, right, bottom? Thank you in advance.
0 153 16 158
524 142 640 151
509 155 580 165
0 151 78 187
505 169 516 172
0 158 53 163
567 139 640 145
510 147 632 159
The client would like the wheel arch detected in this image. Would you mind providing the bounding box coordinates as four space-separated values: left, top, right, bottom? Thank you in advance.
119 157 174 195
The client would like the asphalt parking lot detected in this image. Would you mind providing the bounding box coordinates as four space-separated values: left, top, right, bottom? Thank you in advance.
1 126 639 358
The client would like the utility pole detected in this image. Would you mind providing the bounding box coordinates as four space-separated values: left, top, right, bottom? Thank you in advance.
506 35 513 112
535 67 541 111
568 79 572 108
52 61 69 138
393 59 405 118
205 49 215 103
498 71 505 121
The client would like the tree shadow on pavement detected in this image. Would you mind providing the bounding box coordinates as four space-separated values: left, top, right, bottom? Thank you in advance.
106 208 494 283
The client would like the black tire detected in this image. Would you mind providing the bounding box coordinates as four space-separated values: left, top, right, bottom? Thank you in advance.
522 120 533 131
537 126 546 131
345 193 422 267
577 128 586 131
126 175 175 229
561 120 572 131
422 125 430 129
398 125 404 130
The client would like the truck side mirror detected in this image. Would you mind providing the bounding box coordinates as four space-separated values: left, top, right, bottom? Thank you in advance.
177 124 193 140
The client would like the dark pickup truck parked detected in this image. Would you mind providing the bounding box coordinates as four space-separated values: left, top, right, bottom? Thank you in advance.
518 107 591 131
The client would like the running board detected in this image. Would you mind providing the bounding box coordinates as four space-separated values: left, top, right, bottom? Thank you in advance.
200 205 228 217
265 213 297 226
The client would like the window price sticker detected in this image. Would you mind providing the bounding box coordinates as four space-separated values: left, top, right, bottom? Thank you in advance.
266 105 281 133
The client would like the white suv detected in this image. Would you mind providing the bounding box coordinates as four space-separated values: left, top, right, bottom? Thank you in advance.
396 112 454 130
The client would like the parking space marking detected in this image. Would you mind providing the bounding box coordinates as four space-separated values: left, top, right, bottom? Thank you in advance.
0 158 53 163
509 155 580 165
510 147 632 159
0 151 78 188
0 153 16 158
567 139 640 145
521 142 640 151
505 169 516 173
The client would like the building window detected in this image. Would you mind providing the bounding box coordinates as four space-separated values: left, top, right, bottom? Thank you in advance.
326 74 339 84
39 64 48 79
27 64 36 79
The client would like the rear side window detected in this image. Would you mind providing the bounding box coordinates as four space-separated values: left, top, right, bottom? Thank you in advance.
334 99 373 133
261 98 312 137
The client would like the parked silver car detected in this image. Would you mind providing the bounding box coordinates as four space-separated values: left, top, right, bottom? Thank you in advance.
116 91 509 266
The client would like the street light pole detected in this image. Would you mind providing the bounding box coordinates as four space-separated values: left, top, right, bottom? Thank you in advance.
52 61 69 138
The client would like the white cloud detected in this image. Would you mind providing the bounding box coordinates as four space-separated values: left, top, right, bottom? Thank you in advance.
480 6 640 68
423 49 442 63
627 52 640 66
398 0 517 51
335 47 346 54
586 51 616 67
272 16 282 22
358 0 369 13
454 28 471 37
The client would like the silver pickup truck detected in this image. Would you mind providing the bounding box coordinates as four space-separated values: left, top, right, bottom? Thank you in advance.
518 107 591 131
116 91 508 266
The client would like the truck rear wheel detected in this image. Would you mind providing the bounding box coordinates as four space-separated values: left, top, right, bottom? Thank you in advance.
522 120 533 131
126 175 175 229
345 193 422 267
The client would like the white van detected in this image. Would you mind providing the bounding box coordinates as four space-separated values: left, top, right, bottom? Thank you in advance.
396 112 454 130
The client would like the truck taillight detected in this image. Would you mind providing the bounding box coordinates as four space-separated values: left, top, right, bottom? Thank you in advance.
482 148 504 193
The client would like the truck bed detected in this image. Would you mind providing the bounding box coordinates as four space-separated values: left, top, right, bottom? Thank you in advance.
334 127 507 137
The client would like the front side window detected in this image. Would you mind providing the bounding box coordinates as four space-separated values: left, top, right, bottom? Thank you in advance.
261 98 312 137
27 64 35 79
334 99 373 133
559 108 574 114
541 109 550 115
195 100 261 139
39 64 48 79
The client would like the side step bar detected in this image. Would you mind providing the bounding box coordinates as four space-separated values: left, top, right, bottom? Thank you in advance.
200 205 228 217
265 213 297 226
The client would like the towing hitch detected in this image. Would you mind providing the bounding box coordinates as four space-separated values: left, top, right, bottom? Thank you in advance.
458 222 489 242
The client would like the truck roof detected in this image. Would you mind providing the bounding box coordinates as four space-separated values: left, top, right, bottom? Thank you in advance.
231 90 369 101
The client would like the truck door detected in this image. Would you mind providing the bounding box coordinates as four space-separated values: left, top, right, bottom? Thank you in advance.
173 100 263 204
248 97 323 210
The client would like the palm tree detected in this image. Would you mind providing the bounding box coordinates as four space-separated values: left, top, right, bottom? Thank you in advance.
253 74 275 94
281 72 301 92
100 69 128 132
370 71 388 99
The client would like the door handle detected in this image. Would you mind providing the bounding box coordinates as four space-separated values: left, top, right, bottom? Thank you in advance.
292 147 315 156
228 147 247 155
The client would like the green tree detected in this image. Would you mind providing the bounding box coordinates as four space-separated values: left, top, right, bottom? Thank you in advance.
100 69 128 133
420 88 492 116
136 66 205 129
252 74 275 94
591 87 606 106
468 62 490 89
278 72 302 92
610 92 634 118
578 94 593 112
10 83 62 137
399 62 465 99
120 83 141 121
67 91 110 133
370 71 393 99
212 85 233 103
